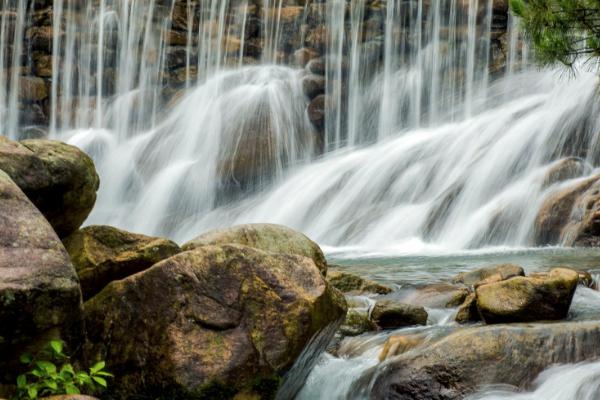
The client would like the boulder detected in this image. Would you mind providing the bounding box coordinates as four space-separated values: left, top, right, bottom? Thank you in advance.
475 268 578 323
182 224 328 275
327 270 392 295
533 174 600 245
452 264 524 287
63 225 181 300
84 244 346 399
402 283 468 308
370 300 428 330
339 309 377 337
0 137 99 238
369 321 600 400
0 170 82 385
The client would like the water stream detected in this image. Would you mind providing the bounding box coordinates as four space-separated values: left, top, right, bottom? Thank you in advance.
2 0 600 399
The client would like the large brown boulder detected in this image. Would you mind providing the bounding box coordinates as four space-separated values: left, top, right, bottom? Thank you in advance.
84 244 346 400
63 225 181 300
0 137 99 238
0 171 83 387
182 223 328 275
369 321 600 400
475 268 578 323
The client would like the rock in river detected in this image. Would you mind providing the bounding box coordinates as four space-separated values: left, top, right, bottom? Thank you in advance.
369 321 600 400
370 300 428 329
475 267 578 323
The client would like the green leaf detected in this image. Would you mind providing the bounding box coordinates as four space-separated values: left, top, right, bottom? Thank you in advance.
65 384 80 395
90 361 106 374
27 386 37 400
49 340 64 356
94 371 114 377
19 353 32 364
60 363 75 376
44 379 58 391
35 361 57 374
92 376 108 387
16 374 27 388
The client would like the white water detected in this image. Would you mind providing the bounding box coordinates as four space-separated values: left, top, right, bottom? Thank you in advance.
165 70 600 248
469 362 600 400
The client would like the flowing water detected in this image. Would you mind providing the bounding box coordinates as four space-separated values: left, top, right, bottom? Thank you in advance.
2 0 600 399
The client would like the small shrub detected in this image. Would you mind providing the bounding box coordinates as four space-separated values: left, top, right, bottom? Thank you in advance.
13 339 112 400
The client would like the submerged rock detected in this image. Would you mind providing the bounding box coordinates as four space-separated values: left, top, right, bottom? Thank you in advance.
370 300 428 329
452 264 524 287
0 137 99 238
369 321 600 400
0 170 83 385
475 268 578 323
379 334 425 362
327 270 392 295
183 223 328 275
84 244 346 400
542 157 588 188
63 225 181 300
403 283 468 308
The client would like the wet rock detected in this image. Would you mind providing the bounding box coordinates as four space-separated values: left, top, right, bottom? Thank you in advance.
84 244 346 399
327 270 392 295
307 94 326 130
542 157 588 188
294 48 320 67
452 264 524 287
63 225 181 300
403 283 468 308
302 74 326 99
559 178 600 247
370 321 600 400
379 333 425 362
17 76 48 102
339 309 377 337
0 138 100 238
183 223 327 275
455 292 480 323
0 170 83 384
533 174 600 245
475 268 578 323
370 300 428 329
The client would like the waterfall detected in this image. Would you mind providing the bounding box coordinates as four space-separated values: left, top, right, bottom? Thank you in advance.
1 0 598 251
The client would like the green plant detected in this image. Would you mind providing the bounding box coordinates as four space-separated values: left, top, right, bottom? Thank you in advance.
510 0 600 68
13 339 112 400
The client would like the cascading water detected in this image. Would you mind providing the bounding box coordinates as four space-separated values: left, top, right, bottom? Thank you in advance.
2 0 569 250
